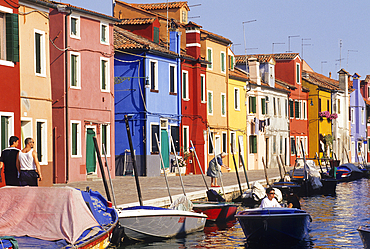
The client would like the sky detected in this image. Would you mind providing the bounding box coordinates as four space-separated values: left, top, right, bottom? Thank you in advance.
125 0 370 81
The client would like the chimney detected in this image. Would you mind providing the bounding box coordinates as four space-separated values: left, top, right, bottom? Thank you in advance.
329 72 331 78
185 22 201 59
169 27 181 54
338 69 349 92
248 57 261 85
352 73 361 90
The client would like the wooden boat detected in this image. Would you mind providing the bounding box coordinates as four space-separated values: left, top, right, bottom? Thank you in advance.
117 206 207 241
358 225 370 249
192 202 238 222
334 163 364 182
0 186 118 249
235 207 311 243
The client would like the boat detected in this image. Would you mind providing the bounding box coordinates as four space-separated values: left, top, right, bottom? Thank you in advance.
192 202 238 222
358 225 370 249
0 186 118 249
235 207 311 243
117 206 207 241
334 163 364 182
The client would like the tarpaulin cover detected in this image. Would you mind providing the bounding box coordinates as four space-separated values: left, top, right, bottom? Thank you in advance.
0 186 99 244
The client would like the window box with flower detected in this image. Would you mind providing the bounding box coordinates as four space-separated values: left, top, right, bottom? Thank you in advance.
318 111 337 121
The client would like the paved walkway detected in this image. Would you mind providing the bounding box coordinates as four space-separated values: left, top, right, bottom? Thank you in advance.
54 168 281 208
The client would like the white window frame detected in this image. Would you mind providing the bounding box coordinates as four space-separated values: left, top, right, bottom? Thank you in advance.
0 7 14 67
183 125 189 152
290 136 295 155
70 120 82 158
304 136 308 155
70 51 81 89
35 119 48 165
169 64 177 94
21 118 33 148
0 112 14 150
149 59 158 91
230 131 236 154
100 123 110 157
234 87 240 111
100 57 110 92
34 29 46 77
207 47 213 70
69 14 80 39
222 132 227 154
362 108 365 124
220 51 226 73
100 21 109 45
182 70 189 100
221 93 226 117
296 62 301 84
303 100 307 120
201 74 206 103
207 90 213 115
150 123 160 153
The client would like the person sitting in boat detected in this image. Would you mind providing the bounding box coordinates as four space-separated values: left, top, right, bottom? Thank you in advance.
259 187 281 208
286 189 301 209
207 152 230 187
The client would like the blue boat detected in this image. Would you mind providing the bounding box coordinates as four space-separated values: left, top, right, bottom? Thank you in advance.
235 207 311 243
334 163 364 181
0 186 118 249
358 225 370 249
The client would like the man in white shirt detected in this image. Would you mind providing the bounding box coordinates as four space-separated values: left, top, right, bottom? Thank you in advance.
259 187 281 208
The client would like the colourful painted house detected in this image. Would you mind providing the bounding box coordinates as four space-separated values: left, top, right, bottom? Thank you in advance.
0 0 21 187
49 3 117 183
360 75 370 161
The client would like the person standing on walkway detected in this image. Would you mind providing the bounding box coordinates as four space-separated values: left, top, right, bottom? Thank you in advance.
17 138 42 186
207 152 230 187
0 136 20 186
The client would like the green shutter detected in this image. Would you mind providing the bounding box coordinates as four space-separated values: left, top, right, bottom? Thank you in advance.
72 123 77 155
222 95 225 115
201 76 204 101
102 125 107 150
37 122 42 162
153 27 159 43
1 117 8 151
252 96 256 113
208 92 212 113
289 100 294 118
261 98 266 114
101 25 107 42
231 56 234 70
6 13 19 62
295 101 299 118
71 55 77 86
250 136 257 153
207 49 212 68
71 18 77 35
101 60 106 90
182 72 186 99
221 53 225 72
296 64 300 83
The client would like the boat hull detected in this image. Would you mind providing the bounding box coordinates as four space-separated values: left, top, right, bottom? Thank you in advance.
192 202 238 222
236 208 310 243
358 225 370 249
118 206 207 241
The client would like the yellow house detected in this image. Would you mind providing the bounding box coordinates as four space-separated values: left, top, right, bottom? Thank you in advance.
302 70 340 159
200 29 231 169
228 60 248 172
18 1 53 186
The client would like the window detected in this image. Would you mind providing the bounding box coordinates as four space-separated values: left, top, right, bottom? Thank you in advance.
273 136 276 154
36 120 47 164
338 99 341 114
273 97 276 116
327 100 330 112
221 51 226 73
207 48 212 69
290 137 296 155
208 91 213 115
303 101 307 119
208 131 214 154
0 113 14 151
362 109 365 124
100 22 109 44
261 98 266 115
289 99 294 118
222 132 227 154
181 10 187 23
265 96 269 114
201 74 205 102
285 99 288 117
71 121 81 157
151 124 159 153
296 63 300 84
351 108 354 124
249 135 257 153
295 100 300 119
101 124 110 156
70 52 81 88
0 10 19 64
182 70 189 100
169 65 176 94
318 98 322 112
249 96 256 113
170 126 179 152
153 27 159 44
34 30 45 76
221 93 226 116
229 55 234 70
230 132 236 154
70 15 80 39
100 58 109 91
183 126 189 151
149 60 158 91
234 88 240 110
280 136 283 154
277 98 281 116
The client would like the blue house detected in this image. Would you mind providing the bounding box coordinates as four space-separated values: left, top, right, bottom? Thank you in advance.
114 26 181 176
350 73 367 162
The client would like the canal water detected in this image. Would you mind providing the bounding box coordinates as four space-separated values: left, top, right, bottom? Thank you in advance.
118 178 370 249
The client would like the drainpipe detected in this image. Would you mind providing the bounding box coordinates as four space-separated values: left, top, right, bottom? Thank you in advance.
143 52 147 176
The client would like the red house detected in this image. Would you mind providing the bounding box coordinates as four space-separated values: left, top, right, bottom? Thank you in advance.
0 0 21 187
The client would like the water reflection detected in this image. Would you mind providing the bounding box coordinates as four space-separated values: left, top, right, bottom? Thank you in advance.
117 178 370 248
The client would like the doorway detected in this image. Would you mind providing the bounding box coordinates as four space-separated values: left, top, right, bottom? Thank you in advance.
86 128 96 173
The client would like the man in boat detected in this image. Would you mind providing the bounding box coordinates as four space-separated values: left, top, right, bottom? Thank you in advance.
286 189 301 209
17 137 43 186
0 136 20 186
207 152 230 187
260 187 281 208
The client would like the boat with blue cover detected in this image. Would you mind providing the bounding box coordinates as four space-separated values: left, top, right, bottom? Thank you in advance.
334 163 364 181
358 225 370 249
0 186 118 249
235 207 311 243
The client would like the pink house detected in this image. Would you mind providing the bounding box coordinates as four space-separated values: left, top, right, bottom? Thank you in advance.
49 3 117 183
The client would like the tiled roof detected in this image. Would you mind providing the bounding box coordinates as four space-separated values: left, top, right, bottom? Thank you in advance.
117 18 156 25
364 75 370 82
235 53 299 64
114 26 177 56
364 98 370 106
200 29 232 45
302 70 340 91
133 1 190 11
275 78 297 90
229 67 249 81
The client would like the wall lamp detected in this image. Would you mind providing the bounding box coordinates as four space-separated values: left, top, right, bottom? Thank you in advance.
308 98 314 106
